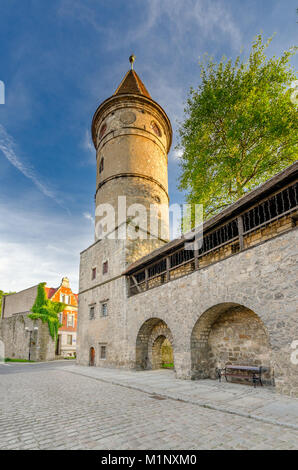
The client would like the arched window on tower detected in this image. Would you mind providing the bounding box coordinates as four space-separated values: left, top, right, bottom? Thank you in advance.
99 157 104 174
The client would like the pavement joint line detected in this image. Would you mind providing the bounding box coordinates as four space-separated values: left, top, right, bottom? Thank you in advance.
62 367 298 432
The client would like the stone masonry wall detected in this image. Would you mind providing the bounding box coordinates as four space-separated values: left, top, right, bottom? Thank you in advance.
1 285 38 319
94 95 171 242
77 225 297 397
208 307 272 383
125 229 298 397
0 314 55 361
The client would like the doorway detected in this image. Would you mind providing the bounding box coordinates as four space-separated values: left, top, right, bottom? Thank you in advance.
89 347 95 366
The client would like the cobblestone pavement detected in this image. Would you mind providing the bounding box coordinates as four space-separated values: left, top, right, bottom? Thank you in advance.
0 362 297 450
64 365 298 430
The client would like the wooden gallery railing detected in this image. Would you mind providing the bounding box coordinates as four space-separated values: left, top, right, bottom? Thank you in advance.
128 181 298 297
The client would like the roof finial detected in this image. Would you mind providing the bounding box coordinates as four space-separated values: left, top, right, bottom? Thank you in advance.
129 54 136 70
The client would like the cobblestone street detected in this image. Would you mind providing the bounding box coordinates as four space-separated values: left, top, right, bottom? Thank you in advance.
0 362 297 450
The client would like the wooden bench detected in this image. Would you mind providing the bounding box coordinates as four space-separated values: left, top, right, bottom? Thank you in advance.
216 365 263 387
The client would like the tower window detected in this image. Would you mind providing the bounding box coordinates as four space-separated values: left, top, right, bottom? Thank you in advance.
99 123 107 139
103 261 108 274
150 121 162 137
91 267 96 280
99 157 104 174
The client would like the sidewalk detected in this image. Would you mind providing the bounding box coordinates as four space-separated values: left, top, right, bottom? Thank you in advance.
63 365 298 430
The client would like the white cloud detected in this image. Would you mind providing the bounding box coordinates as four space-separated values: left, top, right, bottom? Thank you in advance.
0 125 67 209
81 129 96 165
0 201 93 293
84 212 94 224
83 129 94 153
172 149 184 161
59 0 241 51
139 0 242 52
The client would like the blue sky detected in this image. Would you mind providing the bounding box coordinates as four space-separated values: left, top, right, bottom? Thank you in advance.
0 0 297 292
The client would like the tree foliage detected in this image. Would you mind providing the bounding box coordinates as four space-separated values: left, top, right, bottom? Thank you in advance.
178 34 298 218
28 283 65 340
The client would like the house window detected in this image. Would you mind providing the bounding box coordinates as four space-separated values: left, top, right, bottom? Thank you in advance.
89 306 95 320
101 303 108 317
67 335 72 345
61 294 69 304
59 313 63 325
100 345 106 359
67 314 74 327
92 267 96 280
103 261 108 274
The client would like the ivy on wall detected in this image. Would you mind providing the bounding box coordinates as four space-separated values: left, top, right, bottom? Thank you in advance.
28 283 65 340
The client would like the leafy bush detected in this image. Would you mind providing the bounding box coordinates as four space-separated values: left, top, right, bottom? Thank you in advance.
28 283 65 340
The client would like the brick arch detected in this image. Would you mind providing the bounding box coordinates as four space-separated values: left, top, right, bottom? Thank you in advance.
190 303 272 382
136 318 174 370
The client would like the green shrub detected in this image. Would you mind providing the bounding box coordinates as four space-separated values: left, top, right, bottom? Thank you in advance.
28 283 65 340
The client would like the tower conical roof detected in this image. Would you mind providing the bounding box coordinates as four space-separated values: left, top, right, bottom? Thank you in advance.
114 70 151 98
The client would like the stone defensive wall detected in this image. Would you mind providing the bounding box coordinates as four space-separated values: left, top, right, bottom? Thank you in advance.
125 163 298 396
0 285 55 361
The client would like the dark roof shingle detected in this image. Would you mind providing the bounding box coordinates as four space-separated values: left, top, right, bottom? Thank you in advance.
114 70 151 98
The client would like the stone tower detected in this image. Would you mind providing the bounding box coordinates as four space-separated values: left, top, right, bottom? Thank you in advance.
91 62 172 262
77 60 172 368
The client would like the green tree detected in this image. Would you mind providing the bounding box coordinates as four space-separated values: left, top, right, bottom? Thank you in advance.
28 283 65 340
0 290 16 317
178 35 298 218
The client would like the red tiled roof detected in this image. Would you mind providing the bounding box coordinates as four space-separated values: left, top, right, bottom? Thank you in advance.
44 287 58 299
114 70 151 98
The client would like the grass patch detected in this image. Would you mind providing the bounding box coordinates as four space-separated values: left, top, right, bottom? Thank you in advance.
5 358 35 363
162 362 174 369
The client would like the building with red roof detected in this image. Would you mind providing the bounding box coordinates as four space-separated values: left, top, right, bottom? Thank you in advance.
46 277 78 357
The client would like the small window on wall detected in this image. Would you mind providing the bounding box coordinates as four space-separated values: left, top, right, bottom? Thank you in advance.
92 267 96 280
101 303 108 317
103 261 108 274
99 157 104 174
150 121 162 137
67 314 74 327
61 294 69 304
99 123 107 139
67 335 72 345
89 306 95 320
100 345 106 359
